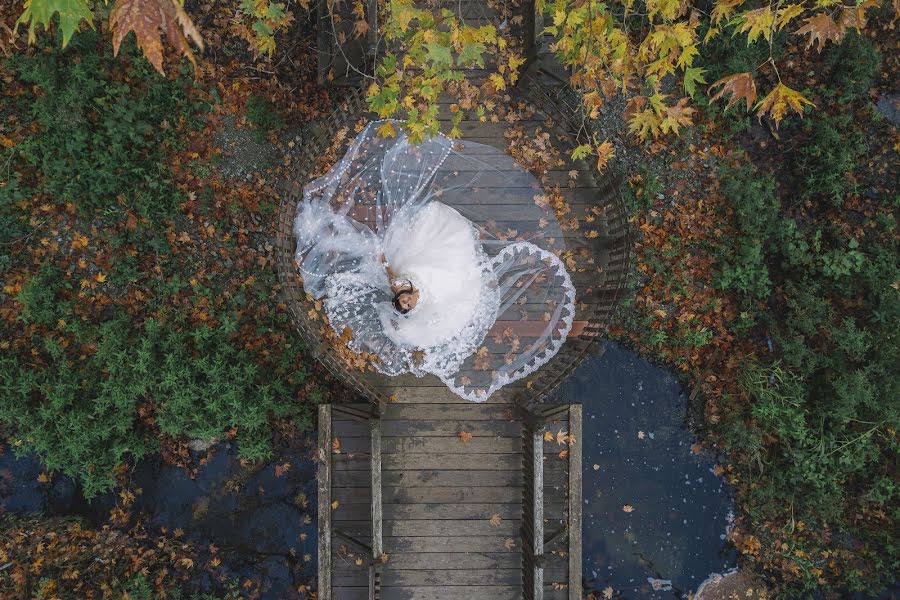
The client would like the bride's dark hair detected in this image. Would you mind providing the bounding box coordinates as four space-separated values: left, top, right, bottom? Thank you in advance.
393 290 413 314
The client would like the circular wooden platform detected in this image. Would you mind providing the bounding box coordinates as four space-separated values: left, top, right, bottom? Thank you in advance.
275 78 630 406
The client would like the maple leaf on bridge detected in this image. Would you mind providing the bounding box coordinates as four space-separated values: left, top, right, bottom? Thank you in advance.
110 0 205 75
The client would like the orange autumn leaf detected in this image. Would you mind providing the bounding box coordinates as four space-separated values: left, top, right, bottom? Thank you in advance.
274 462 291 477
110 0 205 76
708 72 757 111
595 139 616 172
793 12 846 52
332 437 342 454
458 431 473 443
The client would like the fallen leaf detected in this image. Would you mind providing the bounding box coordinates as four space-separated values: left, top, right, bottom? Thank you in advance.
543 431 554 442
110 0 205 76
638 431 646 439
603 586 615 599
331 500 340 510
458 431 473 443
489 514 503 527
504 538 516 551
623 504 634 513
691 442 702 455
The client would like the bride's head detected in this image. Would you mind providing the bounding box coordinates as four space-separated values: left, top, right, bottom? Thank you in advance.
393 289 419 314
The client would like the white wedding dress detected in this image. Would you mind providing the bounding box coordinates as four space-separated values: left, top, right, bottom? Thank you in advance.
293 120 576 401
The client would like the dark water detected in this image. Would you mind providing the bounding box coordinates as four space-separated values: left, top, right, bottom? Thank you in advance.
0 439 318 598
549 340 737 599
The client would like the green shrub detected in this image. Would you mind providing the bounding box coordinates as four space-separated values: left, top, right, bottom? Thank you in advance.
1 262 312 497
5 30 205 219
246 94 285 140
794 113 866 207
712 165 786 302
822 30 881 104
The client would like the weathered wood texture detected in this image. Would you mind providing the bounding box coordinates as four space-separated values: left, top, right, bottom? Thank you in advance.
324 402 581 599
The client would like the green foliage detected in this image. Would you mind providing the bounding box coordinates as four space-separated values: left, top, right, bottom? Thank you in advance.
6 29 204 220
14 0 94 48
712 165 784 302
1 261 311 498
794 113 867 207
822 30 881 104
245 94 285 140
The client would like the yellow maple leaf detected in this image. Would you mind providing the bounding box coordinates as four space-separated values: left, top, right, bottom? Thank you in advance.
95 272 107 283
732 6 776 45
377 121 397 139
754 83 815 127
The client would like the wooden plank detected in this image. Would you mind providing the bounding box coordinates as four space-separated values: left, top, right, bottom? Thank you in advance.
319 404 333 600
383 485 521 504
386 503 525 520
337 519 521 537
383 420 522 438
534 425 545 600
334 468 525 488
378 586 521 600
381 436 521 454
330 587 368 600
381 552 521 570
382 403 517 420
568 404 582 600
370 417 382 560
382 453 522 471
384 569 521 586
385 536 520 553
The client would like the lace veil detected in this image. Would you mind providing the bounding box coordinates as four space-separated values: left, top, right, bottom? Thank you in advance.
293 119 576 401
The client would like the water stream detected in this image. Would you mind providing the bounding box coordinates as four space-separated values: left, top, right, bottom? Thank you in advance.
549 340 738 599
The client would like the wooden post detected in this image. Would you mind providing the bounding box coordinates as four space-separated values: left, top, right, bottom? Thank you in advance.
318 404 332 600
568 404 582 600
371 416 383 560
533 425 545 600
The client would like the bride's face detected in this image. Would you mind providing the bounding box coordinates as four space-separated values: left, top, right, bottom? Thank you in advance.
398 290 419 311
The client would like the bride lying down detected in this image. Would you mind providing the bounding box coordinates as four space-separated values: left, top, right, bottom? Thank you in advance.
293 119 575 402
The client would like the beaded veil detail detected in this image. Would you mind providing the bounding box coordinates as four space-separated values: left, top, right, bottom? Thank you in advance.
293 120 576 402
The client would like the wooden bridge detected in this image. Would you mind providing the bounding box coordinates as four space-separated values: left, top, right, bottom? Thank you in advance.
274 1 631 598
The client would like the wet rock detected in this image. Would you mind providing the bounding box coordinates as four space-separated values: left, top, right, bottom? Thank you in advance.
188 438 218 452
47 477 77 513
694 568 770 600
876 94 900 125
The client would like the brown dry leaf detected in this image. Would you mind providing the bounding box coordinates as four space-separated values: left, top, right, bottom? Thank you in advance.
622 504 634 513
691 442 702 455
458 431 474 443
558 449 568 459
110 0 205 76
489 514 503 527
793 12 846 52
503 538 516 551
603 586 615 599
354 19 369 37
332 437 342 454
707 72 757 111
274 462 291 477
543 431 554 442
178 557 194 569
331 500 340 510
595 140 616 171
556 429 569 445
